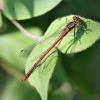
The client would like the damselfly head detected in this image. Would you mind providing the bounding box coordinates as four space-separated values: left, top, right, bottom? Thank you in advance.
73 15 80 24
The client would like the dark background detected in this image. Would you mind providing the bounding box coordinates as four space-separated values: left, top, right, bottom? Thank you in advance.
0 0 100 100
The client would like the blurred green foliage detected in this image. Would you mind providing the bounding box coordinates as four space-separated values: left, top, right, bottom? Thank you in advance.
0 0 100 100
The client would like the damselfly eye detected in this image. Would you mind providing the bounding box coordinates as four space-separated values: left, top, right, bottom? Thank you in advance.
73 16 80 23
73 16 77 20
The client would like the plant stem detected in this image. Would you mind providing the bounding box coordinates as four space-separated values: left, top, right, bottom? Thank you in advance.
0 3 43 41
11 20 43 41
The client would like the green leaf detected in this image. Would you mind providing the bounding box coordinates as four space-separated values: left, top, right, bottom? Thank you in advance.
44 15 100 54
25 15 100 100
3 0 62 20
0 11 2 28
25 40 58 100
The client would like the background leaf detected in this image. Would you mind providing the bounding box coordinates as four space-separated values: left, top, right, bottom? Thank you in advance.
3 0 62 20
1 79 41 100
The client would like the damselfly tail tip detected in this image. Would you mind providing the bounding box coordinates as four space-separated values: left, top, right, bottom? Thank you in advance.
22 77 26 82
22 72 31 82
